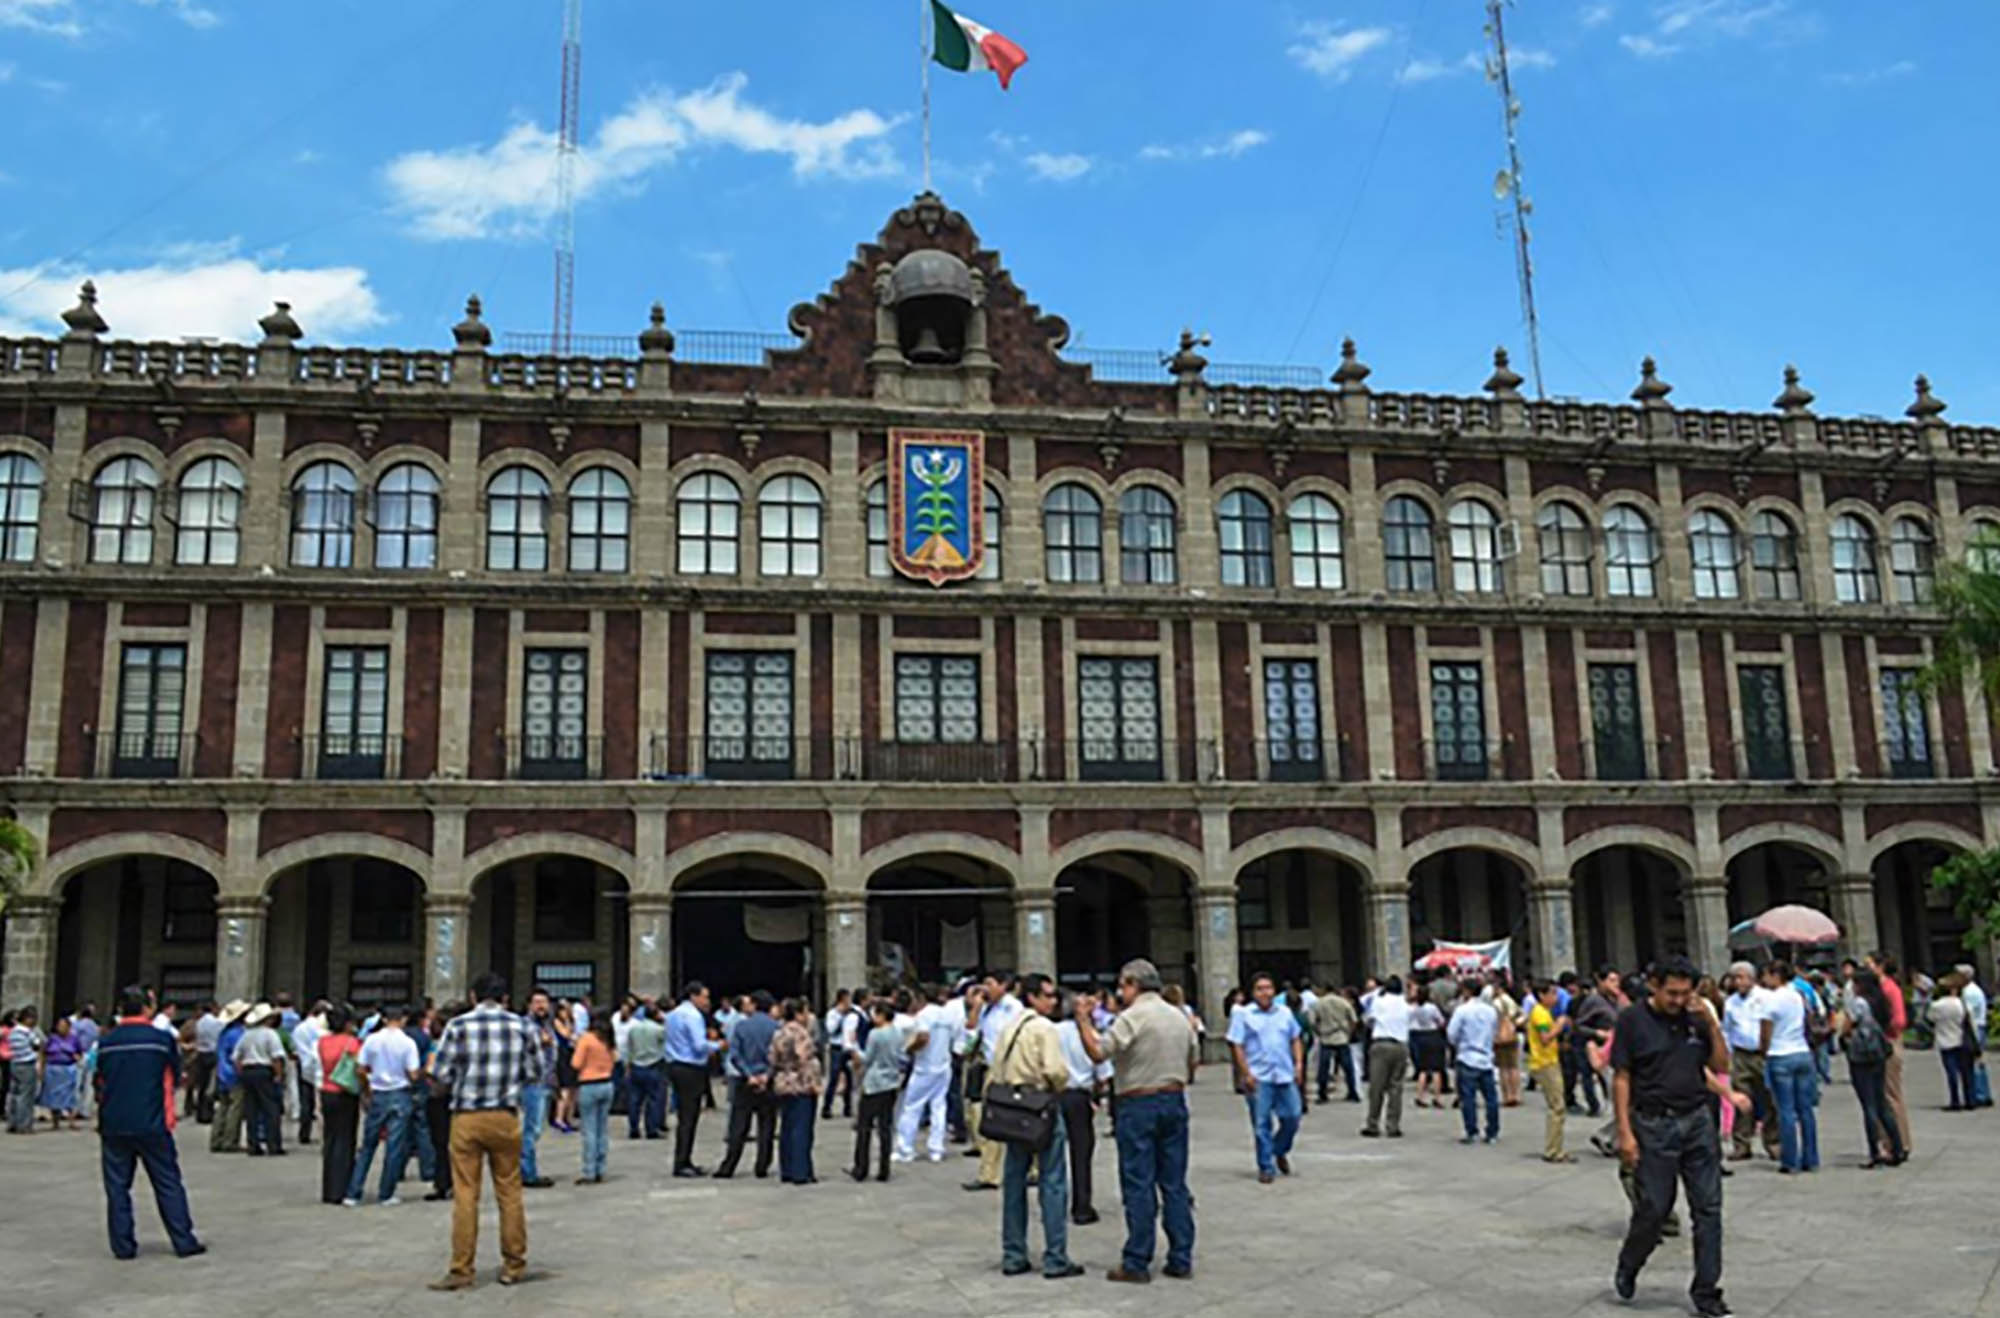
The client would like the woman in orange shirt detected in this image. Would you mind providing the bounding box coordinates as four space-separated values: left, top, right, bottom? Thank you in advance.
316 1008 362 1205
571 1009 617 1184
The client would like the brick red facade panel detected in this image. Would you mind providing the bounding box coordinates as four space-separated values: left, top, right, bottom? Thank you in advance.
1937 679 1973 779
1493 627 1529 780
1821 474 1933 510
257 809 434 858
1049 808 1201 854
194 604 240 778
1646 632 1687 781
667 611 690 774
0 600 35 772
1172 620 1196 782
1679 468 1798 504
663 424 826 470
1874 636 1922 656
1041 618 1065 780
467 609 509 780
1697 632 1733 781
1863 802 1982 842
668 810 830 855
1733 632 1782 652
480 420 639 464
287 413 448 459
1529 461 1657 501
1792 633 1833 780
1034 439 1183 484
603 611 640 779
6 405 53 445
1717 803 1840 843
1208 445 1347 486
1546 628 1583 780
1400 807 1537 848
49 808 227 860
892 615 981 639
1229 807 1375 851
1387 626 1421 780
749 429 832 470
1958 480 2000 510
704 611 796 635
57 600 106 778
1378 455 1504 493
263 604 310 779
994 615 1016 745
861 809 1020 855
1427 625 1479 649
1843 634 1881 776
86 408 250 454
1074 617 1159 642
468 808 636 859
856 431 886 473
809 613 833 779
1562 805 1694 845
123 602 189 628
1329 625 1368 781
323 604 391 631
1582 629 1634 650
402 608 442 780
523 609 589 634
859 612 880 753
1218 621 1253 780
1260 622 1314 647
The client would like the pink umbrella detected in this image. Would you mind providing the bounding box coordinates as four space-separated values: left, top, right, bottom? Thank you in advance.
1742 904 1841 946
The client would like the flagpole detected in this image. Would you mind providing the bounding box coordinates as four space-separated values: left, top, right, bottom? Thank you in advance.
919 0 932 192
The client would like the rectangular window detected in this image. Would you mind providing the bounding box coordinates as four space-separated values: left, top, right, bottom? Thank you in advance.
320 646 390 779
346 965 414 1010
1737 664 1793 780
114 643 187 777
521 648 589 779
161 871 214 944
1429 662 1488 781
1238 872 1272 929
348 861 417 943
1077 656 1162 780
894 655 981 743
705 651 794 779
1263 658 1323 781
1880 668 1933 779
533 859 597 941
533 961 597 1002
1588 662 1647 781
158 964 214 1006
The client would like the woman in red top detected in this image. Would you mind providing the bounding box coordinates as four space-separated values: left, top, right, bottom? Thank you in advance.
316 1008 362 1205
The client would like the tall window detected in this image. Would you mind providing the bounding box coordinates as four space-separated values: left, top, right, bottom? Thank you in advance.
1287 493 1344 589
1119 485 1178 584
373 464 439 570
1448 499 1501 593
568 468 630 573
865 480 890 577
486 466 550 571
1588 662 1646 780
894 655 980 742
161 869 214 943
758 475 823 577
533 859 598 942
0 453 40 563
173 457 243 566
349 862 418 942
1042 483 1102 583
1537 501 1592 596
290 461 355 568
320 646 389 779
1217 489 1274 587
1969 518 2000 572
978 482 1002 581
114 643 185 777
1688 510 1741 600
1889 516 1935 604
1881 669 1933 778
1737 664 1793 780
91 456 158 564
1429 662 1488 781
1751 510 1801 601
677 473 740 575
1078 656 1162 780
1831 513 1880 603
1603 504 1658 597
704 651 794 778
520 648 588 778
1263 658 1322 781
1384 496 1437 592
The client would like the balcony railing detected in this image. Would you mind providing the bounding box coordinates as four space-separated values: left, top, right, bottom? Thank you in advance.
1574 737 1680 783
298 732 405 781
90 730 200 779
1423 738 1504 783
503 733 604 781
1714 735 1822 782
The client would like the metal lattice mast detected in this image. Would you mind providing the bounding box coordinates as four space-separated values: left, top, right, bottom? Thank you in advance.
1486 0 1545 400
552 0 583 356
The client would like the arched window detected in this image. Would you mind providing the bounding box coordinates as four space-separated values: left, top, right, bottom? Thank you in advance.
1042 482 1102 583
373 463 439 570
1119 485 1178 584
1287 493 1344 590
1969 517 2000 573
485 466 550 571
174 457 243 566
0 452 43 563
1216 489 1274 587
676 472 740 575
568 468 630 573
1889 515 1935 604
1536 501 1592 597
1750 510 1801 601
1382 495 1435 592
1687 510 1741 600
289 461 355 568
1831 513 1880 603
865 480 890 578
1603 504 1658 597
91 456 158 564
1447 498 1501 593
758 474 822 577
979 482 1002 581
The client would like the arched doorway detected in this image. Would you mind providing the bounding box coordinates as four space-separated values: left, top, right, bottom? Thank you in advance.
1573 847 1687 973
1054 852 1195 992
265 857 426 1009
1407 848 1532 974
1873 841 1972 977
866 856 1012 985
54 858 218 1015
673 857 822 1001
471 856 631 1005
1725 843 1832 926
1234 850 1368 989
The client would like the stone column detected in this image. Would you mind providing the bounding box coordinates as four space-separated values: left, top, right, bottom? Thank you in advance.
1015 891 1056 977
423 893 472 1004
1366 883 1410 981
1528 879 1577 978
1 896 58 1012
1192 885 1238 1021
1831 874 1881 961
1684 876 1732 978
826 896 869 994
627 894 673 1001
214 896 269 1004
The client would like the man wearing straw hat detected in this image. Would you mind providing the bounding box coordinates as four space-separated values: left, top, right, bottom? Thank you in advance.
208 1000 252 1154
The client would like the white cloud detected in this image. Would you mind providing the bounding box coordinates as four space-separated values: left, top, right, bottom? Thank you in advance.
293 148 321 166
0 244 384 342
1825 59 1916 87
385 74 902 241
1619 0 1807 58
1288 23 1394 81
1138 129 1271 162
1397 48 1553 82
1580 3 1616 27
1024 151 1091 183
1619 33 1682 56
0 0 81 37
134 0 219 27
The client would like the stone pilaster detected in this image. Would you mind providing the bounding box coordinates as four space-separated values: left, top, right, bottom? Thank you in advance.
214 896 269 1004
1366 884 1410 981
825 896 868 995
1193 885 1239 1020
1 896 58 1012
1528 879 1577 977
627 894 673 1001
1831 874 1881 961
1684 876 1732 979
424 892 472 1004
1015 891 1056 977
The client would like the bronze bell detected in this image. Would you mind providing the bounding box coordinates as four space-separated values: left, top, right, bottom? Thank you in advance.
906 323 952 364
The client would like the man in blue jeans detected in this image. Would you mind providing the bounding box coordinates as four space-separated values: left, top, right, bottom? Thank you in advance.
345 1002 422 1206
1446 978 1500 1143
1073 957 1198 1283
989 974 1082 1279
1226 972 1303 1184
94 985 205 1260
518 989 558 1188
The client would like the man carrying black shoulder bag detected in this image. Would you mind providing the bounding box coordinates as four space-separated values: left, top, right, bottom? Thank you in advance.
984 974 1083 1281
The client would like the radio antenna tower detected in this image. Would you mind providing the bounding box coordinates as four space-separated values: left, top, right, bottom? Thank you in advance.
1486 0 1545 400
552 0 583 356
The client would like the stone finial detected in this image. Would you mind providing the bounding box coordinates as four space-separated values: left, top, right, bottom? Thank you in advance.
1483 346 1524 399
1773 363 1814 415
452 294 492 349
257 300 302 346
1167 328 1209 381
639 301 676 357
61 280 108 340
1907 374 1946 421
1331 336 1371 392
1631 355 1672 405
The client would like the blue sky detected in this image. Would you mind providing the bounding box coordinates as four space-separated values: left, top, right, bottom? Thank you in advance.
2 0 1992 420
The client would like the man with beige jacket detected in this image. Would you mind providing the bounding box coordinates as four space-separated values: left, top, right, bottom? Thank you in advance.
989 973 1083 1281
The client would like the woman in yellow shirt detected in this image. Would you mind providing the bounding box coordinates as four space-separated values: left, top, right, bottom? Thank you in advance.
571 1011 618 1184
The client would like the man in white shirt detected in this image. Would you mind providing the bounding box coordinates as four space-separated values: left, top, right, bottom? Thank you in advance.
1720 963 1778 1161
821 989 861 1119
344 1002 423 1206
291 1005 326 1146
1446 980 1500 1145
1957 965 1993 1109
895 987 958 1161
964 973 1023 1191
1055 993 1110 1226
1361 976 1413 1138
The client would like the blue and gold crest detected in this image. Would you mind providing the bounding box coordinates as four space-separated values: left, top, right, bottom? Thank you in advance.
888 428 985 586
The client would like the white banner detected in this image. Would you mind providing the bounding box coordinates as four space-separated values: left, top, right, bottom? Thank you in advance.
940 919 980 969
742 902 812 945
1416 937 1512 972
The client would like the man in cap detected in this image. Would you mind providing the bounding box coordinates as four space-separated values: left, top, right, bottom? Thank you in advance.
232 1003 288 1156
209 1000 251 1153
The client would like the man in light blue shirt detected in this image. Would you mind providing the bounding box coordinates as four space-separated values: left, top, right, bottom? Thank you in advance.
1446 979 1500 1144
1225 972 1304 1183
665 984 723 1177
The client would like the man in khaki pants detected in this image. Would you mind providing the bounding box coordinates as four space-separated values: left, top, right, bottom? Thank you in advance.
963 972 1022 1193
1527 982 1574 1162
428 973 545 1290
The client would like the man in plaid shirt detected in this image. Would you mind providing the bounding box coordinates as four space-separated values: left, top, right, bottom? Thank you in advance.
428 973 545 1291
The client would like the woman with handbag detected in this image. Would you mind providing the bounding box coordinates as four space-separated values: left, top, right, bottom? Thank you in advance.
316 1007 362 1205
770 999 823 1185
987 974 1084 1281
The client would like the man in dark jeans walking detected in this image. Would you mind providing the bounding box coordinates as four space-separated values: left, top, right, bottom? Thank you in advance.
95 985 205 1261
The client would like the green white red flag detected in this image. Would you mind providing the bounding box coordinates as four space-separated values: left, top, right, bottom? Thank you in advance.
930 2 1028 90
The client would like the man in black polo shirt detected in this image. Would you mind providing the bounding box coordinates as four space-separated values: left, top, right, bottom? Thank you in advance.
1610 955 1730 1318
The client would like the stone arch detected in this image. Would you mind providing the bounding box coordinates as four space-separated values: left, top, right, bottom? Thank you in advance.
159 437 248 485
1034 466 1114 502
1048 830 1203 882
359 444 448 484
1209 471 1283 508
1401 827 1541 878
43 832 225 898
1863 821 1981 869
1719 823 1842 872
1681 493 1750 534
1375 478 1443 520
1226 827 1377 882
860 832 1022 888
81 437 168 476
465 832 637 896
278 444 363 486
664 832 832 893
256 833 433 896
0 435 49 459
559 449 640 488
1565 826 1697 879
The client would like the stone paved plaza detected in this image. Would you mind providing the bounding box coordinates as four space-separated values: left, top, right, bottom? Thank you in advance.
4 1060 1996 1318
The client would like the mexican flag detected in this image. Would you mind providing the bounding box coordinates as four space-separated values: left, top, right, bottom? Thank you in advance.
931 2 1028 90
